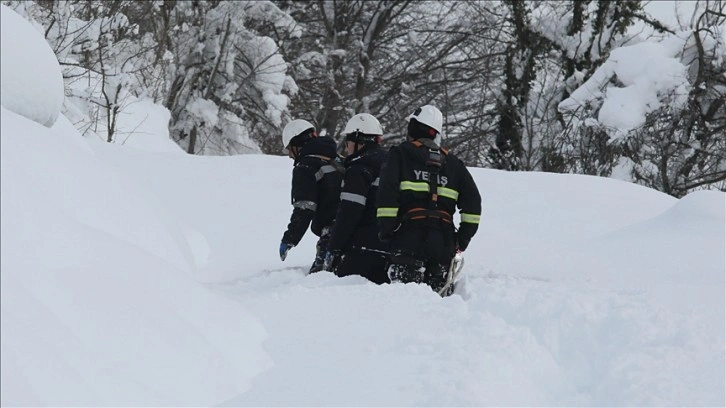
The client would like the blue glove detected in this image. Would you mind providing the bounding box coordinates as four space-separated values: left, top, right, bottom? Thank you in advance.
279 241 294 261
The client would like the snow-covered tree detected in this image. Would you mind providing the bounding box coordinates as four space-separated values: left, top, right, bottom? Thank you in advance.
5 0 299 155
485 0 652 171
559 1 726 196
272 0 507 160
153 1 299 154
626 4 726 196
4 0 723 196
271 0 416 145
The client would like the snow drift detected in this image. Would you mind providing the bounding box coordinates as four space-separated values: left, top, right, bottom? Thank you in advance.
0 107 271 408
0 8 270 406
90 141 725 407
4 110 724 406
0 5 64 128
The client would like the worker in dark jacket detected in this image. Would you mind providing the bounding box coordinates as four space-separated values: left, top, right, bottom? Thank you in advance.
279 119 343 274
324 113 390 284
376 105 481 296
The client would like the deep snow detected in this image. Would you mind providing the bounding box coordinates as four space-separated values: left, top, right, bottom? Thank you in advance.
3 105 723 404
97 140 726 406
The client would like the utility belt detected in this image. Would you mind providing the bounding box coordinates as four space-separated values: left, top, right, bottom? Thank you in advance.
402 207 453 224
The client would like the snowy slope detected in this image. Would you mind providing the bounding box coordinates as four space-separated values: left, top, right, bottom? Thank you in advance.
88 140 724 407
0 8 270 405
0 106 271 406
3 110 725 406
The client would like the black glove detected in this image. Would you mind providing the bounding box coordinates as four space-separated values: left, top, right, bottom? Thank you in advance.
456 236 470 252
323 250 343 271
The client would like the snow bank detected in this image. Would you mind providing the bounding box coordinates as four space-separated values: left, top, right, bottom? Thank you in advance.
459 169 677 282
590 189 725 287
5 124 723 405
0 5 64 128
91 143 291 283
662 189 726 221
43 128 725 406
0 107 270 405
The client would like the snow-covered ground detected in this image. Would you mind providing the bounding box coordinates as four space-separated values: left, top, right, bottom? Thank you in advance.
2 4 725 406
89 140 725 406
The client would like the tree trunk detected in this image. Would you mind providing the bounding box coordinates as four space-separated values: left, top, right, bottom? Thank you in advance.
188 125 197 154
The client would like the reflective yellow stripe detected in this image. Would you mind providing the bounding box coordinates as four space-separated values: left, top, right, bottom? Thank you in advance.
437 187 459 200
461 213 481 224
399 181 429 192
377 207 399 217
401 181 459 200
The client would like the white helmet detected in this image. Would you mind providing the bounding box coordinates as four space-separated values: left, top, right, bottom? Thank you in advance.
282 119 315 148
343 113 383 139
407 105 443 134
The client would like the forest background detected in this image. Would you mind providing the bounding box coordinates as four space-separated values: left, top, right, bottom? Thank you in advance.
5 0 725 198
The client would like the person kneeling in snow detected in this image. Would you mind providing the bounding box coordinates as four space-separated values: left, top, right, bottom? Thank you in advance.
376 105 481 296
279 119 343 273
323 113 390 284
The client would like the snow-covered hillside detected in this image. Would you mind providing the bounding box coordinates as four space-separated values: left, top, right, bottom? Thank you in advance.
4 103 724 405
2 4 725 406
90 140 724 406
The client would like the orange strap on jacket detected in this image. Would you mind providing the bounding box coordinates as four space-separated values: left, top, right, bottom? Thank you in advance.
411 140 448 155
403 207 452 224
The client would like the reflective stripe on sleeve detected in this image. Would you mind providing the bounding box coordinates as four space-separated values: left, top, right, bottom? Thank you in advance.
437 187 459 200
315 164 337 181
377 207 398 217
460 213 480 224
341 192 366 205
293 200 317 211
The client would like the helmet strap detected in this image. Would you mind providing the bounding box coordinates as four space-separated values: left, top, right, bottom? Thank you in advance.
346 131 379 156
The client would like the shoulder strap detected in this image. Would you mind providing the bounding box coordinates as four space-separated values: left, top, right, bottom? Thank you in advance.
409 140 446 209
411 139 448 155
306 154 345 178
329 155 346 175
